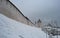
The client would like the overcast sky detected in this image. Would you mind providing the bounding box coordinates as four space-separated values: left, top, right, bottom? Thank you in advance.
10 0 60 24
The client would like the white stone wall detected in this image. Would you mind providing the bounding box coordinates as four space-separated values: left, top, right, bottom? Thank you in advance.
0 0 33 25
35 23 42 28
37 23 42 27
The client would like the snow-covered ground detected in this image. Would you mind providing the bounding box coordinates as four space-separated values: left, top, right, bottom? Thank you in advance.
0 13 47 38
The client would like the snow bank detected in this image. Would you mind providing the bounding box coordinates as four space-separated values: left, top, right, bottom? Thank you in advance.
0 14 46 38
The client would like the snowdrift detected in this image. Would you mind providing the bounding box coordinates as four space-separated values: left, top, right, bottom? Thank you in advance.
0 14 46 38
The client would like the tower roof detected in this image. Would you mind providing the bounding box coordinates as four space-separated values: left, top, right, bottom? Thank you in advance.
37 19 41 23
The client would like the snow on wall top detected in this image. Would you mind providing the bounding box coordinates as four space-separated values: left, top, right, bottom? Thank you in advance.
0 13 46 38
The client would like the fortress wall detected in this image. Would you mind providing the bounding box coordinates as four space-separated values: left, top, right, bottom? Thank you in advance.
0 0 33 25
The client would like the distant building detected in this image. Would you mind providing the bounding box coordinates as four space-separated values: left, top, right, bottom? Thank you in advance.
0 0 33 25
35 19 42 27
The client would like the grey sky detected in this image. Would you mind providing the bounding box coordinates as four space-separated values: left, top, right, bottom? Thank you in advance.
10 0 60 24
